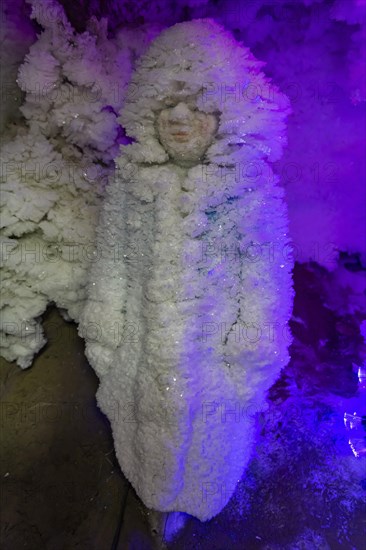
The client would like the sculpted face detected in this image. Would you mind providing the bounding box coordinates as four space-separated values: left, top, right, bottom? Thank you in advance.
157 101 218 167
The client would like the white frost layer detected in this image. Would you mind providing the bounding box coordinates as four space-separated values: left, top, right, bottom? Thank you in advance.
0 0 148 367
80 19 294 521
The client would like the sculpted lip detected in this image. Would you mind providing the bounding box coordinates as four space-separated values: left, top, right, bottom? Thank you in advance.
171 131 190 142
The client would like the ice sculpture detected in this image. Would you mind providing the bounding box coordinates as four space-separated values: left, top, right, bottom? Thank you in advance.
79 19 294 521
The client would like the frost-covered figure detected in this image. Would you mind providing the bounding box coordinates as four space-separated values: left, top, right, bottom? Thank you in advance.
80 19 294 521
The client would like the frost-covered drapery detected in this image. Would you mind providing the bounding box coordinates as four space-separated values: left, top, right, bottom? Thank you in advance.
80 20 294 521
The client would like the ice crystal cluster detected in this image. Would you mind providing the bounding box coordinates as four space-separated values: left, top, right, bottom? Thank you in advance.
0 0 152 367
79 20 294 520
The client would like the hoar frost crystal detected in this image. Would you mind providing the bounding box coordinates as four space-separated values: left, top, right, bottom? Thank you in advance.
79 19 294 521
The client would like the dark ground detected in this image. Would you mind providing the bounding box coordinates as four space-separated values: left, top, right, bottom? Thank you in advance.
1 263 365 549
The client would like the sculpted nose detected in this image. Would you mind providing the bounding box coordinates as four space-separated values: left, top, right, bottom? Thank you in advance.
169 102 191 121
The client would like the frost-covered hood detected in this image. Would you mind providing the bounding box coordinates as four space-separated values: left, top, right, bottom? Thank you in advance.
119 18 290 167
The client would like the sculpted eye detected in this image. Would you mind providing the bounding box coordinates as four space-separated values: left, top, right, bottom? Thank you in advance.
165 98 176 107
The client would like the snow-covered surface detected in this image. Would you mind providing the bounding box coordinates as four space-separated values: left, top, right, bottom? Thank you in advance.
79 19 294 520
0 0 158 367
